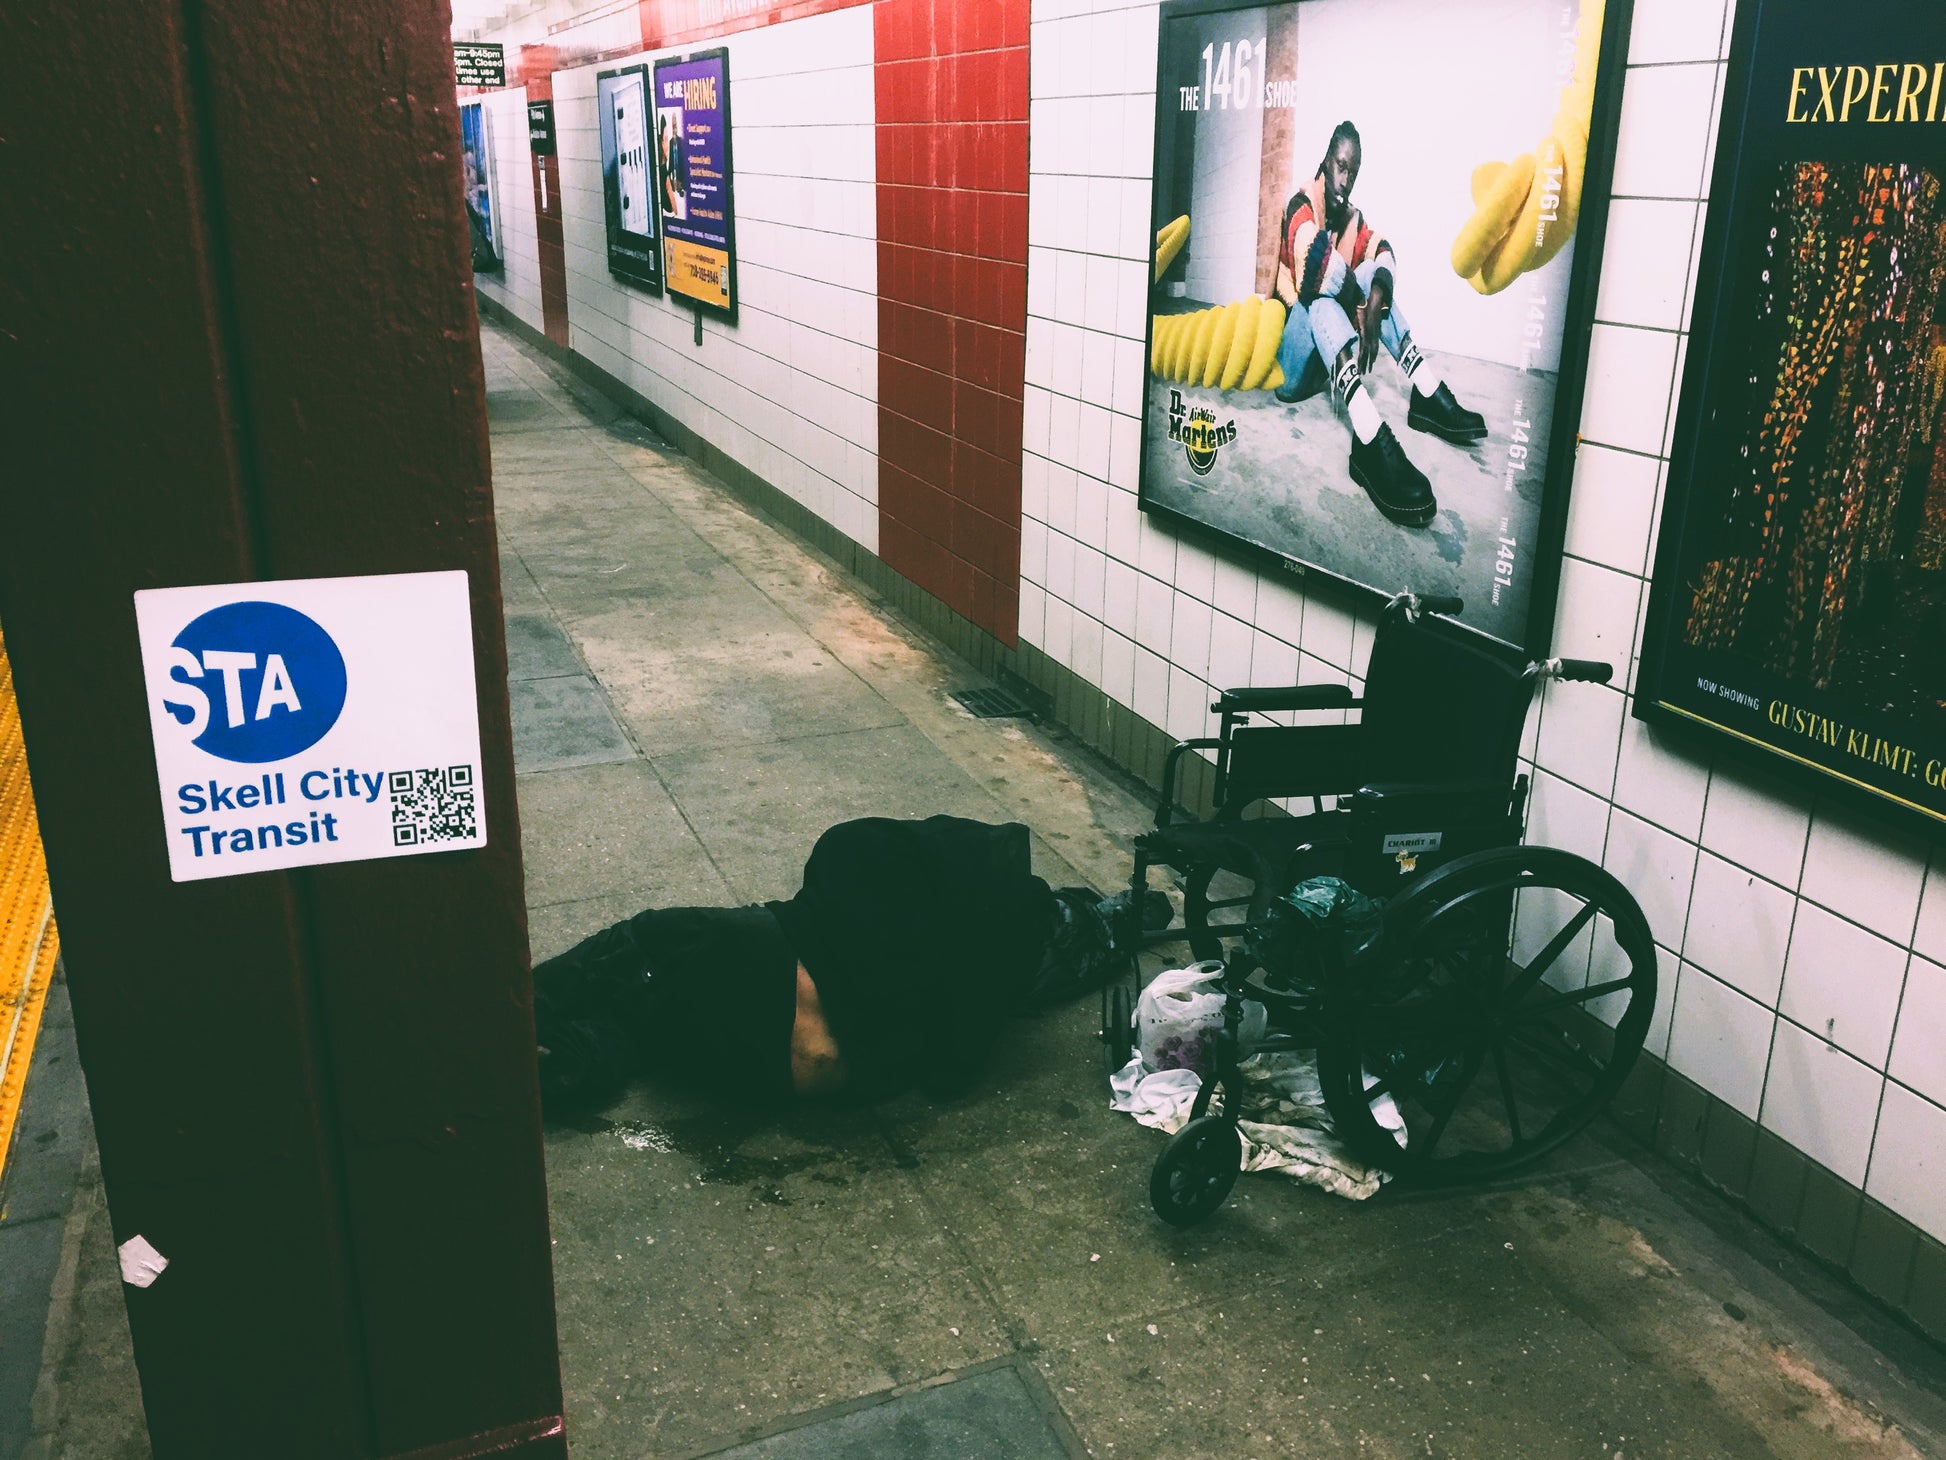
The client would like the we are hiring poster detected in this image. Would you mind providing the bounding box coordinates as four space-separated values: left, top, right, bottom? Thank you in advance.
1141 0 1629 654
654 49 738 319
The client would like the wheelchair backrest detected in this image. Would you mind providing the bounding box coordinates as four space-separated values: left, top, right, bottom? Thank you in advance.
1214 611 1533 813
1359 612 1532 787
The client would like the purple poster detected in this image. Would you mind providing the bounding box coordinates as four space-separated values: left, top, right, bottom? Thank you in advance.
652 49 737 318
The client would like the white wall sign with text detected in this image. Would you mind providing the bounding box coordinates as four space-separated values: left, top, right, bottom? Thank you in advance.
135 571 487 883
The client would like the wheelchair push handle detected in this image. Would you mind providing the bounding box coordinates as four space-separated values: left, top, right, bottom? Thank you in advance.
1530 657 1614 684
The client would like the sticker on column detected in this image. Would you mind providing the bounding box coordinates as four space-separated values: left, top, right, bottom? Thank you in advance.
135 571 486 882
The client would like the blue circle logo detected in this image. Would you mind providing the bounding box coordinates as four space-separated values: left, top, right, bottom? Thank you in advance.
164 602 348 763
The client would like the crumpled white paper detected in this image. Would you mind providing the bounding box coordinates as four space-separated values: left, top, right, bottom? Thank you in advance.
118 1234 169 1288
1110 1048 1405 1202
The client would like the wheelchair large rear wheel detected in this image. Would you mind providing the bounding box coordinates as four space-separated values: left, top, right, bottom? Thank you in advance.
1317 846 1656 1186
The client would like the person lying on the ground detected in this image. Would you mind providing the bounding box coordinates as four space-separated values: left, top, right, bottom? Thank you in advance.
531 815 1158 1115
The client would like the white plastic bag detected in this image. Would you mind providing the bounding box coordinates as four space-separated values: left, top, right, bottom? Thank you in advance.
1135 962 1267 1076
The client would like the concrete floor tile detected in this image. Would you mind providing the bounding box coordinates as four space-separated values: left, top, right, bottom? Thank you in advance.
873 1019 1467 1340
543 1094 1012 1460
22 1155 150 1458
1025 1251 1782 1459
556 577 800 659
497 549 547 611
484 386 577 433
504 613 586 682
651 726 1011 902
0 984 88 1227
505 359 626 427
515 761 725 910
510 675 635 773
710 1366 1070 1459
489 427 615 473
597 638 906 761
493 475 673 538
0 1219 65 1458
525 892 732 966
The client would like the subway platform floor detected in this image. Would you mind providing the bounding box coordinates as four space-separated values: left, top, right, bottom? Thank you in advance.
11 317 1946 1458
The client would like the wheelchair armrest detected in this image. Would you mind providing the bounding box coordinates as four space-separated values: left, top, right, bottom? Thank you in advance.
1213 684 1358 715
1156 738 1224 828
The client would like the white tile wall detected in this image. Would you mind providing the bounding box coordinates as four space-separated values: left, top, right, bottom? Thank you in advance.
552 7 880 552
472 86 546 335
1762 1019 1883 1187
1667 964 1772 1120
1890 957 1946 1108
1867 1082 1946 1237
1022 0 1946 1240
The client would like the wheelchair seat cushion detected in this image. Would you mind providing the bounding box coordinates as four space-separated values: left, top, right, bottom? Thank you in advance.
1141 810 1348 886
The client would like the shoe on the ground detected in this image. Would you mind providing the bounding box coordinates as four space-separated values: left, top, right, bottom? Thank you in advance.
1029 886 1167 1009
1407 382 1489 444
1348 424 1437 528
534 1013 633 1118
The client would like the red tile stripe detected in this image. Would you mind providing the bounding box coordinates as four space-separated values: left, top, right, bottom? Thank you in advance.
639 0 872 50
874 0 1030 646
518 46 571 347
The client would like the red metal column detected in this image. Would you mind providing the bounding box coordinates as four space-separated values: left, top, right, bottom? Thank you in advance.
0 1 566 1456
520 45 574 347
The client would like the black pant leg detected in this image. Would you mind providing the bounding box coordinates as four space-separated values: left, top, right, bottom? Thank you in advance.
531 908 671 1114
532 905 799 1109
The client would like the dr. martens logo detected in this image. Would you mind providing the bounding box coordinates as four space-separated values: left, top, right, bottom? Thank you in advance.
1167 389 1237 477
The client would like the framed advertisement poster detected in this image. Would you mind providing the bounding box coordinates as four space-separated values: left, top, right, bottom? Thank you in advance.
652 49 738 320
1140 0 1633 656
597 64 664 293
459 101 502 274
1640 0 1946 831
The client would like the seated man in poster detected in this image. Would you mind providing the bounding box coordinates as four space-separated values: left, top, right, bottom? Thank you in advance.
1272 121 1487 528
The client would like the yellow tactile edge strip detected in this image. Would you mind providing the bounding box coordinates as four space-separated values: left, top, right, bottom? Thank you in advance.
0 622 60 1187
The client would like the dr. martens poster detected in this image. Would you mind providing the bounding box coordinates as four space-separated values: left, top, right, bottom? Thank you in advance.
1141 0 1633 654
1640 0 1946 831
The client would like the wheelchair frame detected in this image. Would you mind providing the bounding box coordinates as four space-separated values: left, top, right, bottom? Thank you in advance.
1100 595 1659 1226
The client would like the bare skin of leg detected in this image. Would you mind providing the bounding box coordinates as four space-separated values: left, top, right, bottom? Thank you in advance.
791 963 850 1095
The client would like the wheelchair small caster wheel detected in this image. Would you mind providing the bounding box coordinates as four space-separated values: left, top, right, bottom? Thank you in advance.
1150 1116 1242 1227
1101 983 1133 1072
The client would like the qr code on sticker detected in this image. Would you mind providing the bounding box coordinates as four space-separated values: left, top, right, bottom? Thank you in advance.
389 766 478 846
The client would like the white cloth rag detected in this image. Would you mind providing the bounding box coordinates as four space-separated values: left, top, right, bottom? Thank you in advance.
1110 1048 1405 1203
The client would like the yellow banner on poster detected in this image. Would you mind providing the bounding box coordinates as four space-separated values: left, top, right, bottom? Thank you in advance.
665 238 731 309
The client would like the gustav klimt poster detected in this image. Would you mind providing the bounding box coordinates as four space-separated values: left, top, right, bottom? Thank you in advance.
1641 0 1946 829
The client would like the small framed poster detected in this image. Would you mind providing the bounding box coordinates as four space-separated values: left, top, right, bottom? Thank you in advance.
459 101 502 274
527 99 556 156
1639 0 1946 832
653 48 739 320
596 63 664 293
454 42 505 89
1139 0 1633 657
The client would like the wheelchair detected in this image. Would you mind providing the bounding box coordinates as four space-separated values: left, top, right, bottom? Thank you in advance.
1100 592 1657 1226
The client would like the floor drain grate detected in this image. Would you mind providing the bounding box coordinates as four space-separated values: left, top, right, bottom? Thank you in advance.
952 686 1034 720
